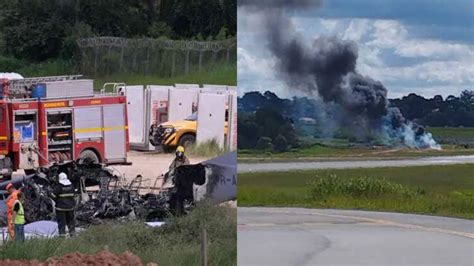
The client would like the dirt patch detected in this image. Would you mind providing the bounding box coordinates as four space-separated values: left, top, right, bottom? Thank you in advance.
0 250 157 266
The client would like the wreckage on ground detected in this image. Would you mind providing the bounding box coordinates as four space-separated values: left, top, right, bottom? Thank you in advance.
0 152 236 227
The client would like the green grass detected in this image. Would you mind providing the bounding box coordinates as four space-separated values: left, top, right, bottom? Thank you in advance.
429 127 474 144
239 164 474 219
15 60 76 77
0 203 236 265
92 63 236 91
0 55 236 90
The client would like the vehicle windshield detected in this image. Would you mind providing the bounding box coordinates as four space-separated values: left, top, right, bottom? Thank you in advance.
185 112 198 121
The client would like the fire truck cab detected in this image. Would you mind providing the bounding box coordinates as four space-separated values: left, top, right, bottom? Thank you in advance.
0 75 129 179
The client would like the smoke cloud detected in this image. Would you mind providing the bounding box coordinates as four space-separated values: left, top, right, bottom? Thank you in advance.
239 1 440 149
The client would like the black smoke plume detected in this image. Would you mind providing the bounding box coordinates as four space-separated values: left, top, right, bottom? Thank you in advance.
238 1 440 149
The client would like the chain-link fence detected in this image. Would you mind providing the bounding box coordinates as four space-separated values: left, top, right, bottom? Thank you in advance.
76 37 236 76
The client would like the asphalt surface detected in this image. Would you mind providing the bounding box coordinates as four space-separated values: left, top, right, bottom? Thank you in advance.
238 155 474 173
238 207 474 266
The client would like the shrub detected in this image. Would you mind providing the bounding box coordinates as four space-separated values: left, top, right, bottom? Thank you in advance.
186 139 227 157
308 175 421 200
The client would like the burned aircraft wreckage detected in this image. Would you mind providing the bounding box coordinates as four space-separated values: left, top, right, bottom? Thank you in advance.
0 152 237 227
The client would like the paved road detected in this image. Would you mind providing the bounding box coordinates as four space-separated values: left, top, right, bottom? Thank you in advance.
238 207 474 266
238 155 474 173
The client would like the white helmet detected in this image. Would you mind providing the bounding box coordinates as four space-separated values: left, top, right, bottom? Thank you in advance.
58 172 71 186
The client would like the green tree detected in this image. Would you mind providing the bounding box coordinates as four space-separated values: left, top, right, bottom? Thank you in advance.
170 0 225 39
2 0 75 61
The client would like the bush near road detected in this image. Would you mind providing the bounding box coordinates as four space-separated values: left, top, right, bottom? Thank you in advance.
239 164 474 219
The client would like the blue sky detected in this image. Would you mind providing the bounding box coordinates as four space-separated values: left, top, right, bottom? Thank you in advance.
238 0 474 98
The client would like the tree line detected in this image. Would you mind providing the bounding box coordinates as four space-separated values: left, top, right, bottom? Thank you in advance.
0 0 236 62
238 90 474 150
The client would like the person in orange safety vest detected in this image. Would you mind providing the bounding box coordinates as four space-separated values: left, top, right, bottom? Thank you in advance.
5 182 20 241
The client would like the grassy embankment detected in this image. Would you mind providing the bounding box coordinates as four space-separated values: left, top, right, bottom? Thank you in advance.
239 127 474 162
6 58 236 89
239 164 474 219
93 63 236 90
0 204 236 266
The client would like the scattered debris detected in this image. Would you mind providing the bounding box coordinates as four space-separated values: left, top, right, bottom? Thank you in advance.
0 152 237 227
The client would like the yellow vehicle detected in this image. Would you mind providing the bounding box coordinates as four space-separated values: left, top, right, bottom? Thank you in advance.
150 111 228 151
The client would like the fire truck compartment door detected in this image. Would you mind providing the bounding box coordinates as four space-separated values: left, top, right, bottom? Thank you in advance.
168 88 196 121
125 86 145 145
74 107 102 140
196 93 226 147
103 105 126 161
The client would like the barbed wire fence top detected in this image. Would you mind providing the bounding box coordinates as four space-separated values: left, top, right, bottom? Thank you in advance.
77 37 237 77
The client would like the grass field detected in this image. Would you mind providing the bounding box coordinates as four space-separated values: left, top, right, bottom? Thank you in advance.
0 204 236 266
429 127 474 144
239 144 474 162
6 58 236 90
239 164 474 219
93 63 236 90
239 127 474 162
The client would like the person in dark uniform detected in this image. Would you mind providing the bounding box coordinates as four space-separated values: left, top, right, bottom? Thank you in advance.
51 172 76 237
169 145 190 171
164 146 190 186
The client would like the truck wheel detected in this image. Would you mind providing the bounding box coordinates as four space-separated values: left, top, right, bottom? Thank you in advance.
178 134 196 149
79 150 100 164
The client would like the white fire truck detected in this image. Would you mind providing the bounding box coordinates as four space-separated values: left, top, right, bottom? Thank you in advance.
0 74 129 179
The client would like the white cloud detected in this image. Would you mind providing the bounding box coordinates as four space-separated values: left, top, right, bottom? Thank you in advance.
395 40 474 59
237 47 275 79
342 19 372 42
368 20 408 48
320 19 340 32
366 19 474 60
363 59 473 84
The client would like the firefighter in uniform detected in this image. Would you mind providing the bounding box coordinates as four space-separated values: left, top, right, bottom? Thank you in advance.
51 172 76 237
164 146 190 186
169 146 190 171
168 146 190 177
5 183 20 241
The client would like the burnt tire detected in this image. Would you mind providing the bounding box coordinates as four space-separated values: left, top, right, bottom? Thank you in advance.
79 150 100 164
178 134 196 149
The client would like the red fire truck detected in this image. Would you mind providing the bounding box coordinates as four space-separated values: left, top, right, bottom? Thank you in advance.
0 75 129 179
